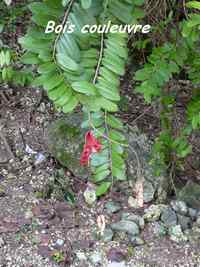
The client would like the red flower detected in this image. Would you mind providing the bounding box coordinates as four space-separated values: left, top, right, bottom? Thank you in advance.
80 131 102 166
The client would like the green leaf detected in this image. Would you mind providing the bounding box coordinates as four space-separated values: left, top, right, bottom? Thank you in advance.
81 0 92 9
98 98 118 112
107 115 123 129
0 24 4 34
43 74 64 91
48 83 72 102
96 182 111 197
5 50 11 65
57 53 79 71
21 52 40 64
93 170 110 182
62 95 79 113
96 83 120 101
38 62 57 74
94 163 110 174
91 150 109 167
72 81 97 95
109 130 126 142
135 68 151 81
112 167 126 181
186 1 200 10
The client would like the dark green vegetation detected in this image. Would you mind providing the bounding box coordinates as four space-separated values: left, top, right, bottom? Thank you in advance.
1 0 200 196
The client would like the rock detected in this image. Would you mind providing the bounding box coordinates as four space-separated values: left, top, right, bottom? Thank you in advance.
0 237 5 248
150 222 167 237
107 262 127 267
161 207 177 227
56 239 64 246
105 201 121 213
25 210 34 219
121 213 145 229
111 220 139 236
196 216 200 226
76 252 87 261
35 153 46 165
143 205 163 222
83 186 96 206
188 208 198 219
46 115 88 179
177 214 192 230
102 228 114 242
107 248 126 262
89 251 102 265
129 236 145 246
178 181 200 208
169 225 188 243
127 126 169 203
170 200 188 215
128 196 140 209
187 226 200 242
143 181 155 203
0 186 6 197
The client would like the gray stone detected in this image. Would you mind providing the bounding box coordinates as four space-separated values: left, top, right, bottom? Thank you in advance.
129 236 145 246
127 126 169 203
128 196 140 209
177 214 192 230
196 216 200 226
188 208 198 219
150 221 167 237
143 181 155 203
102 228 114 242
83 187 96 205
0 237 5 248
187 226 200 242
56 239 64 246
170 200 188 215
111 220 139 236
169 225 188 243
144 205 163 222
161 207 177 227
76 252 87 261
178 181 200 208
105 201 121 213
107 262 127 267
121 213 145 229
89 251 102 265
46 115 88 179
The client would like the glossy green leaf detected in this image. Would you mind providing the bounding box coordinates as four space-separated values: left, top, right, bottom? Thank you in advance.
96 182 111 196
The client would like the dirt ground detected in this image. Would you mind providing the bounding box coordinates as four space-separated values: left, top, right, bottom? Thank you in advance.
0 86 200 267
0 1 200 264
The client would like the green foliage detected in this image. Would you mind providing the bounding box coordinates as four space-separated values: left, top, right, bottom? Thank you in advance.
134 2 200 175
16 0 200 195
19 0 145 195
81 111 127 185
134 43 187 103
0 49 33 86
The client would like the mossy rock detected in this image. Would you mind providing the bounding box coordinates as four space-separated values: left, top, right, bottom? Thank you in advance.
178 181 200 209
127 125 169 203
46 114 89 179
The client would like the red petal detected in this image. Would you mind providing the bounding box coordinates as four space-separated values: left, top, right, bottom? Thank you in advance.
80 131 102 166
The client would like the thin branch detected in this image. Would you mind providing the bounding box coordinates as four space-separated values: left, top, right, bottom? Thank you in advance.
104 111 114 186
52 0 76 61
183 0 189 20
93 32 105 84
